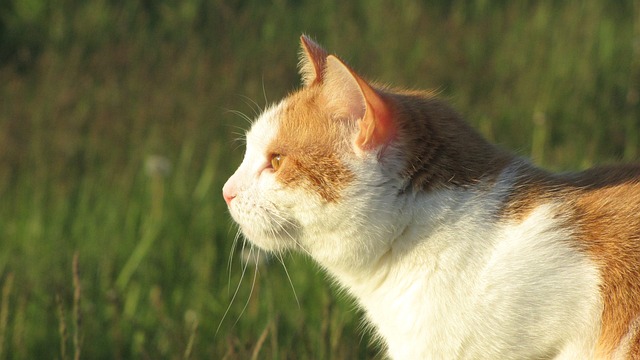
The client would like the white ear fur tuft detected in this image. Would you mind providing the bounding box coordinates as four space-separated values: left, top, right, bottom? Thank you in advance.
299 35 329 86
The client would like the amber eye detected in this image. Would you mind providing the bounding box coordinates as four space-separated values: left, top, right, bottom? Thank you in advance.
270 154 283 171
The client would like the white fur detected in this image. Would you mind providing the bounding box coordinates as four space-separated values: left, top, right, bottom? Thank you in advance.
224 101 604 359
351 192 603 359
224 103 295 251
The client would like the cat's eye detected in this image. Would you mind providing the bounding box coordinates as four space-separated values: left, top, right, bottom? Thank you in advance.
270 154 283 171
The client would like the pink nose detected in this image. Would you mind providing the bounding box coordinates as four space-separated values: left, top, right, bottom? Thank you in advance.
223 192 235 206
222 182 237 206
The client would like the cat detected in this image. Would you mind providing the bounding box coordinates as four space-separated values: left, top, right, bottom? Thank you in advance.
223 35 640 359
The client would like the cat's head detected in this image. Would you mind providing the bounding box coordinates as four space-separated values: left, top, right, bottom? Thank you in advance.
222 36 495 269
223 36 412 268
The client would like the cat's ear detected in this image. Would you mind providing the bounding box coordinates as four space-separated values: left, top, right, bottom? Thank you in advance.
299 35 329 86
323 56 395 151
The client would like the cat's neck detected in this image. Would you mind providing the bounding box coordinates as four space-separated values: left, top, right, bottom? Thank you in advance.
322 159 522 294
386 91 512 192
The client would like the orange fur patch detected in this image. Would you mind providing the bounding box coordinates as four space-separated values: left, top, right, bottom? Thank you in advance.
268 87 354 203
571 167 640 358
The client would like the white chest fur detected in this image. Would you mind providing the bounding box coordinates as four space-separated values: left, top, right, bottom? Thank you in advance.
322 179 602 359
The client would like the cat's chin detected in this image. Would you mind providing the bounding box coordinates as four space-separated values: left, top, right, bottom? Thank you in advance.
242 236 290 254
238 226 295 253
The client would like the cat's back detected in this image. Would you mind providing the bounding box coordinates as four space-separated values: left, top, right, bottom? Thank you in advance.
566 165 640 235
561 164 640 248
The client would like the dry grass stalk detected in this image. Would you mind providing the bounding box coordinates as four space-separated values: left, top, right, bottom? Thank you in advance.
0 273 14 359
72 252 82 360
56 293 68 360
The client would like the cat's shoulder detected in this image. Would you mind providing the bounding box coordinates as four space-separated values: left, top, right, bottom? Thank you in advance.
497 161 640 221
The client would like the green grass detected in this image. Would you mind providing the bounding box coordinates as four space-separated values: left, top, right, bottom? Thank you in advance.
0 1 638 358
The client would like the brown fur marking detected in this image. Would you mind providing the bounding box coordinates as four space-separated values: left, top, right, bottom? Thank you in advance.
500 165 562 221
383 89 512 191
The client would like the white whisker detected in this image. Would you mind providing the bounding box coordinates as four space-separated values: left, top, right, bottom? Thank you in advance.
226 109 254 125
216 238 252 336
267 209 314 258
239 95 262 117
231 246 260 329
227 227 242 294
261 75 269 109
275 252 300 309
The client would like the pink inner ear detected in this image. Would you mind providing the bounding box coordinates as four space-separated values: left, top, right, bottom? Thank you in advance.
353 76 395 151
322 55 396 152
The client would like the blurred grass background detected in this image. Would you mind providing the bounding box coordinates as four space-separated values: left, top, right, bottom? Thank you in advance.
0 0 639 358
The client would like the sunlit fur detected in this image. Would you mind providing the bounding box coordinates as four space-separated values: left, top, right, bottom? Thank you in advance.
223 36 640 359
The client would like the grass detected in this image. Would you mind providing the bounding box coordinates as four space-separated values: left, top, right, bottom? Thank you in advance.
0 1 638 358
